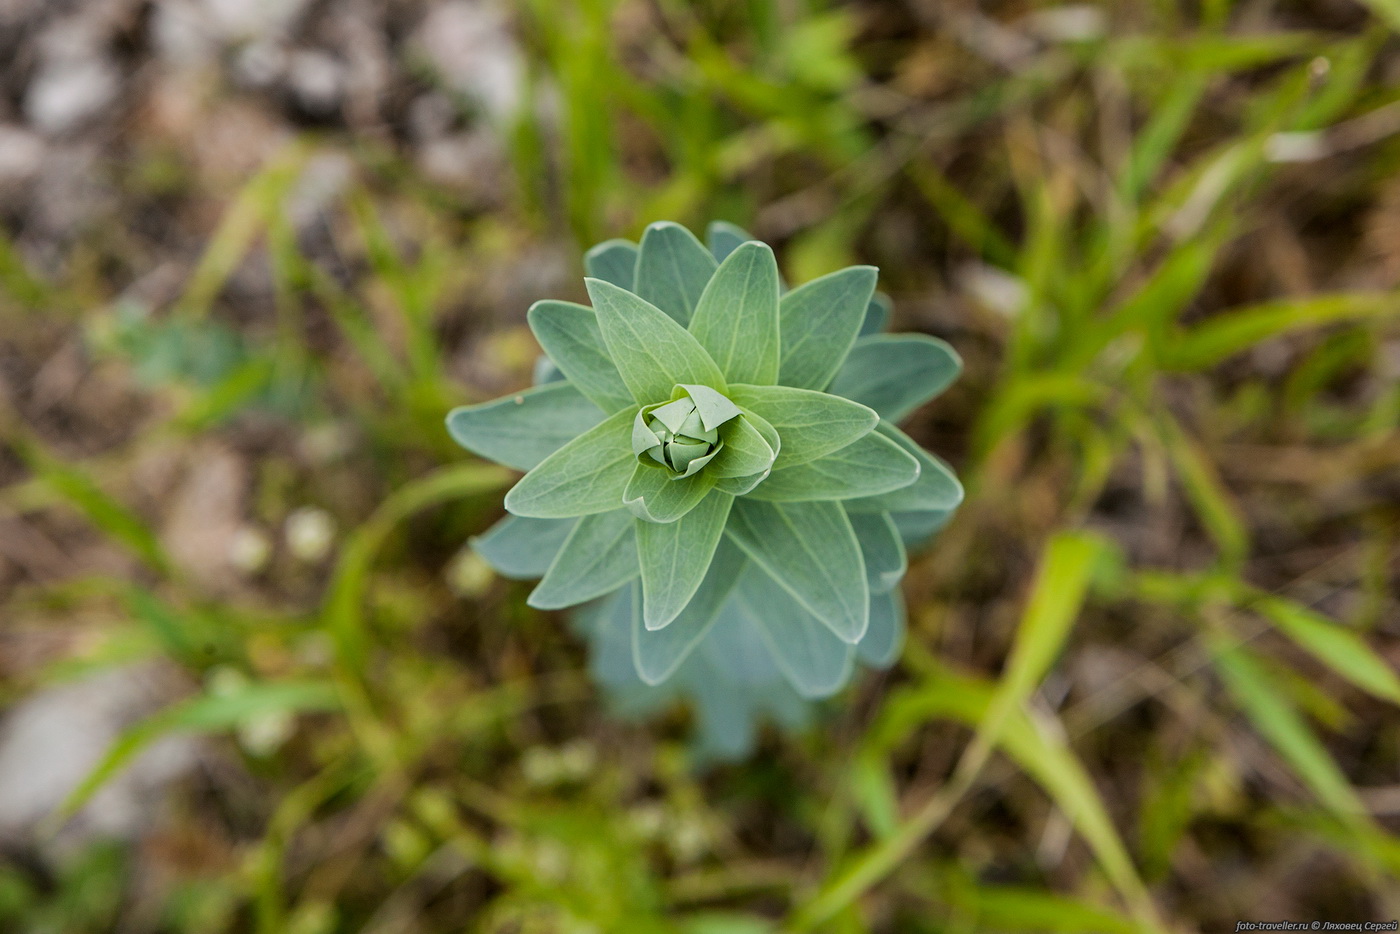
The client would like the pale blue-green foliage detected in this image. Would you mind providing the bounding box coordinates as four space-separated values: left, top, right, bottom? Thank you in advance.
448 221 963 759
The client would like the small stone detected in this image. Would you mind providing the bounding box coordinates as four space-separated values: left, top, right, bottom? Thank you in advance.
414 1 523 123
0 125 44 185
25 56 120 135
288 50 345 115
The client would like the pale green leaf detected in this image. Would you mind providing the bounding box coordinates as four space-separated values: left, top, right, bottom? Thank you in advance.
586 277 727 405
850 753 900 841
446 382 605 471
706 220 755 263
727 383 878 469
1255 595 1400 705
527 300 633 412
633 221 717 324
745 430 918 502
678 383 742 430
828 334 962 422
844 423 962 513
689 241 781 385
892 507 955 548
1357 0 1400 32
681 913 775 934
859 666 1161 931
997 532 1105 712
857 589 905 668
709 412 777 480
638 491 734 629
632 538 746 684
528 509 639 609
961 531 1108 783
849 511 907 593
60 680 340 820
859 292 890 336
725 498 868 643
713 472 773 496
471 514 576 579
1164 292 1398 371
945 876 1139 934
623 462 717 523
740 566 855 698
503 407 638 518
778 265 877 390
583 238 639 290
1211 637 1369 822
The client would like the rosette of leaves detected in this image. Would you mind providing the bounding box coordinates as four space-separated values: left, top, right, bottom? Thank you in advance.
448 221 963 758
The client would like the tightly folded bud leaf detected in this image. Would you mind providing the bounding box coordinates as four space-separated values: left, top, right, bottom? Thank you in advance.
637 399 718 473
449 220 964 760
632 384 741 477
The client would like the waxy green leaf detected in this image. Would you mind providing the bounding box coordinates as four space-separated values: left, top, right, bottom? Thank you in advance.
585 278 727 404
848 511 908 593
677 383 742 430
856 589 905 668
633 389 734 478
447 382 605 472
745 430 918 502
710 412 777 480
503 407 638 518
706 220 755 264
689 241 781 385
740 566 856 698
632 538 746 684
712 408 781 495
828 334 961 423
727 384 878 469
778 265 877 390
633 221 717 324
725 498 868 643
892 507 955 548
472 515 576 579
845 423 963 514
527 300 634 412
623 462 717 523
528 509 639 609
583 238 639 290
638 491 734 630
860 292 891 336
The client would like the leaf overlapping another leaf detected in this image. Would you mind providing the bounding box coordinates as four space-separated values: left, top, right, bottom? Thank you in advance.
725 498 869 643
502 407 639 518
778 265 878 390
633 221 717 325
527 300 633 412
447 382 605 472
689 241 781 385
638 490 735 630
528 509 639 609
746 430 918 503
828 334 962 423
727 384 879 469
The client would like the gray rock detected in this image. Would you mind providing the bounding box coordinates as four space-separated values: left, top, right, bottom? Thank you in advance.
414 1 523 124
0 666 200 861
25 55 120 135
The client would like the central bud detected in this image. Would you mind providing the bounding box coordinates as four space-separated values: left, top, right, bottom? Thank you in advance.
631 384 742 478
642 397 718 472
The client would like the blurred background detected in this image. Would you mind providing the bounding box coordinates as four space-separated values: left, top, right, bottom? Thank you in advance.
2 0 1400 931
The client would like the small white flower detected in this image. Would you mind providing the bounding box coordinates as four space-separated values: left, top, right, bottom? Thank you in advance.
285 507 335 562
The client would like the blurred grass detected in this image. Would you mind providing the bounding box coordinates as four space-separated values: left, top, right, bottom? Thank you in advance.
1 0 1399 931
